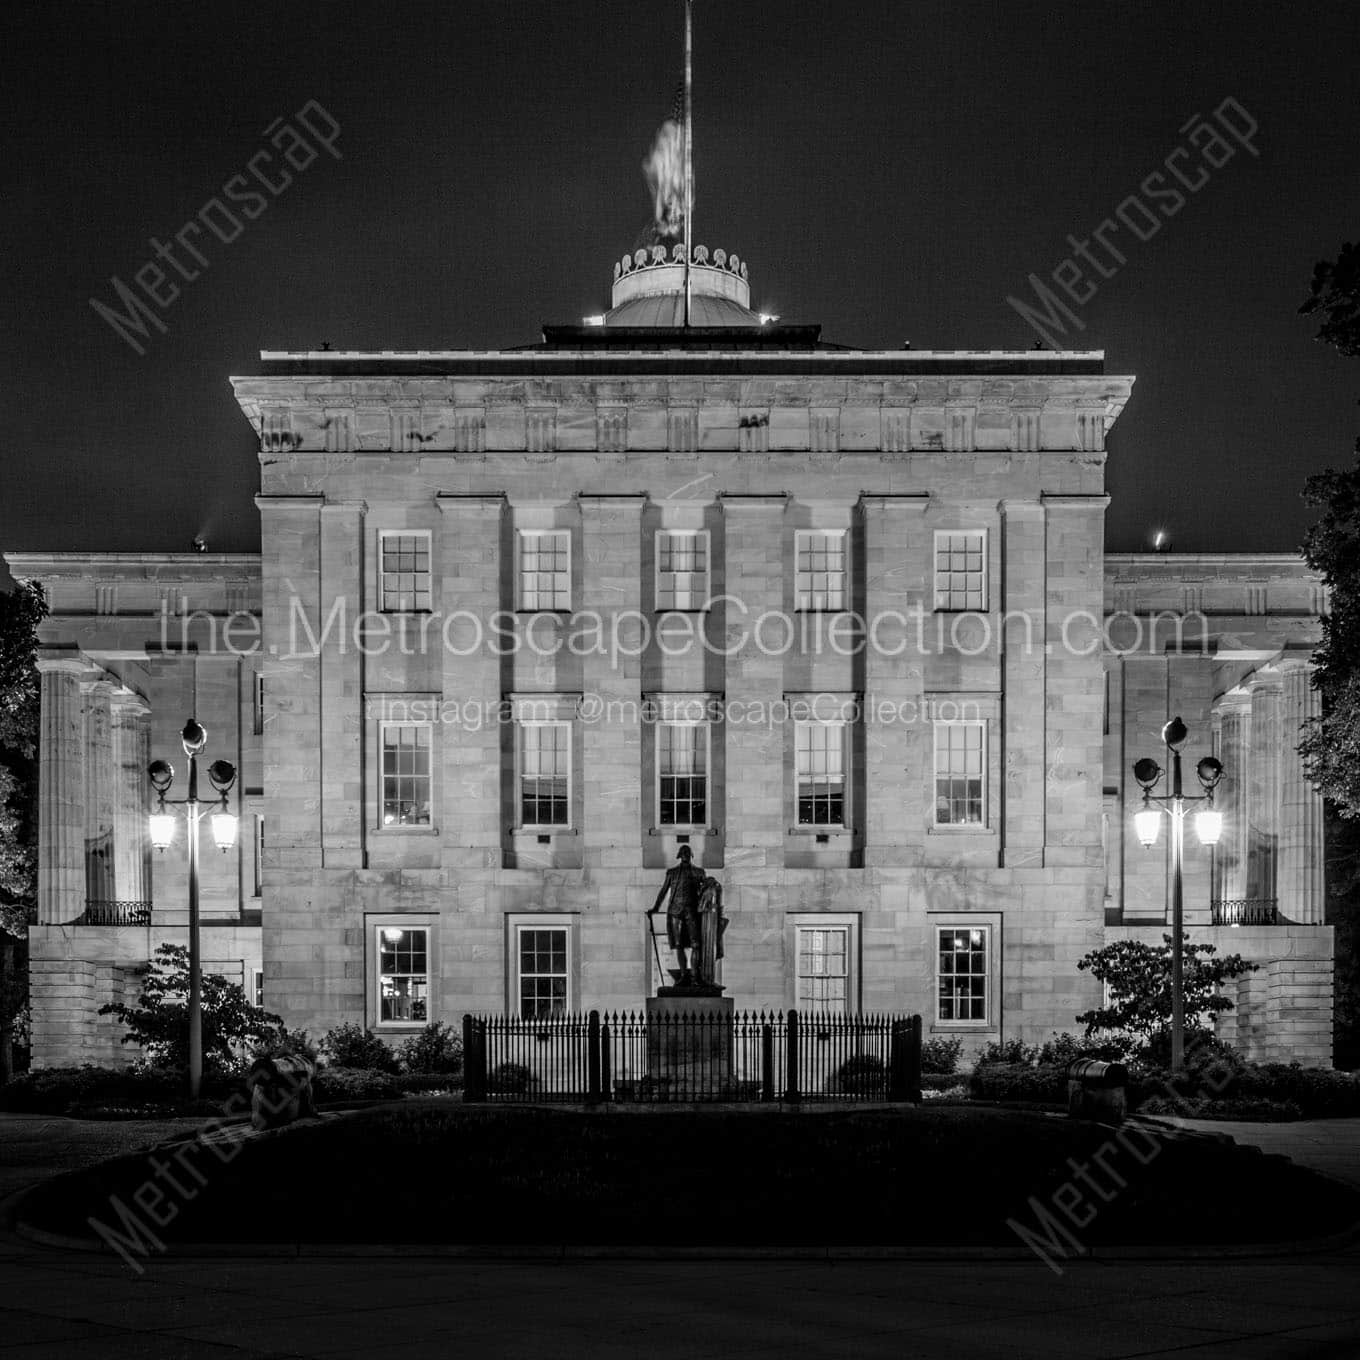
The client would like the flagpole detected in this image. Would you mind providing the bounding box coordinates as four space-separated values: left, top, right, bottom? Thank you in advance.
683 0 693 328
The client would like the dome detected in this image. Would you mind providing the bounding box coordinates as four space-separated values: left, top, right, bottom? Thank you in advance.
606 244 759 326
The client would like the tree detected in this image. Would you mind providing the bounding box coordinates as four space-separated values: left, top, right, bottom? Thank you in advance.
1298 242 1360 814
99 943 283 1071
1075 934 1257 1045
0 581 45 1080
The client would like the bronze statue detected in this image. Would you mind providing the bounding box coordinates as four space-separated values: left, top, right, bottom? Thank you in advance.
649 846 726 988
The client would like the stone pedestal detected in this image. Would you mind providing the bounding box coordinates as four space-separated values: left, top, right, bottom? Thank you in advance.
646 992 734 1094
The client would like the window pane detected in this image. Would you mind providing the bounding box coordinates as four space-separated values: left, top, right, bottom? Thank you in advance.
934 723 986 826
659 723 708 826
937 926 988 1023
381 534 432 612
935 532 986 611
797 926 849 1013
378 928 429 1023
382 726 432 825
657 532 709 610
796 723 846 826
519 927 569 1018
520 724 570 825
520 532 570 610
796 532 847 610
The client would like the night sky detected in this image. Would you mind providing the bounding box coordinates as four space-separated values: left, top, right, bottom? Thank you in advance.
4 0 1359 578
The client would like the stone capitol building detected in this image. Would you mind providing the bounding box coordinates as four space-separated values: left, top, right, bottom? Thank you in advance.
6 238 1333 1069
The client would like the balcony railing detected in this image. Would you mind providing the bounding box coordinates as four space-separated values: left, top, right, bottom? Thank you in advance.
80 899 153 926
1211 898 1279 927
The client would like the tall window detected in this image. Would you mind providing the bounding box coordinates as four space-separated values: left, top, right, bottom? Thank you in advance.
380 532 432 612
656 531 710 610
381 724 432 826
937 926 988 1023
378 927 428 1023
252 814 264 897
934 722 985 826
519 530 570 610
796 925 850 1012
516 926 570 1017
796 721 846 827
519 723 570 827
658 722 708 827
252 672 265 735
934 531 986 611
252 967 264 1009
795 531 848 610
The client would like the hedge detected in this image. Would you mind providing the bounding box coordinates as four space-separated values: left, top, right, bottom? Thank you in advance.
967 1062 1066 1104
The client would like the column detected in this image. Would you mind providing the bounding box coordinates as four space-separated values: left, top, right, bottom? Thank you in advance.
720 495 787 868
36 657 87 925
1278 660 1325 923
110 693 150 903
578 495 646 870
82 679 115 905
435 494 505 866
1169 656 1215 927
1247 670 1282 906
999 499 1046 866
1214 694 1251 905
860 495 929 864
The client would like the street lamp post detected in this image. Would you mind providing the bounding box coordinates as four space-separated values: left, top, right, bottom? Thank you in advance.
148 718 238 1099
1131 716 1223 1073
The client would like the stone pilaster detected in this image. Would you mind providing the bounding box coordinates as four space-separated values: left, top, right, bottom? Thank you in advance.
1278 660 1324 924
435 494 505 866
82 680 115 903
110 693 150 903
1247 671 1282 905
1214 694 1252 904
860 495 929 865
319 501 365 869
36 657 87 925
720 495 787 868
999 499 1045 865
578 495 646 870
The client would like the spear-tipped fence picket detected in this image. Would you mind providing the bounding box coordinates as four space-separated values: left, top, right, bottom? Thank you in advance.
462 1010 922 1104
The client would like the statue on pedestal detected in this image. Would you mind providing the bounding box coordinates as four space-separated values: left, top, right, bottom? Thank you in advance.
648 846 726 990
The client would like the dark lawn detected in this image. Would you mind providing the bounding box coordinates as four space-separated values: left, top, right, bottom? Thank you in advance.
22 1101 1360 1248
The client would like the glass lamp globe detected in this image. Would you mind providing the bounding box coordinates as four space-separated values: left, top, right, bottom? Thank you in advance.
149 811 176 851
1134 806 1161 848
1195 808 1223 847
210 810 239 852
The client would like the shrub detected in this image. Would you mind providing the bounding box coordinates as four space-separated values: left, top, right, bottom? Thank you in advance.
486 1062 537 1095
397 1021 463 1075
832 1054 887 1096
1139 1094 1303 1122
0 1064 237 1116
251 1026 318 1063
311 1066 400 1103
920 1035 963 1076
974 1039 1040 1069
319 1023 399 1073
1037 1032 1137 1065
921 1072 967 1092
394 1072 462 1095
968 1061 1065 1104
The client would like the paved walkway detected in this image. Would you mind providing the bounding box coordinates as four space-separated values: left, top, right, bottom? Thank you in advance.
1152 1116 1360 1190
0 1112 1357 1358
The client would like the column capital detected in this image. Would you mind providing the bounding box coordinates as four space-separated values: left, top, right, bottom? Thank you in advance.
998 497 1045 517
109 688 151 719
1040 493 1111 512
719 493 787 512
320 499 367 515
254 494 324 513
35 649 91 677
435 493 506 513
858 493 930 512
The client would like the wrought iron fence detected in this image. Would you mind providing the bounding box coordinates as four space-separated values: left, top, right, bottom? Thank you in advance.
1211 898 1279 926
80 899 153 926
463 1009 922 1104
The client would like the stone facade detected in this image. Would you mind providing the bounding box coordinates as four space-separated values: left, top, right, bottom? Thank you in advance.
4 258 1335 1067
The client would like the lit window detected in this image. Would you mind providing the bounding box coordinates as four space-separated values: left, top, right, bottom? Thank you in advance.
934 722 985 826
656 531 710 610
797 925 849 1012
381 724 432 826
378 927 428 1023
520 723 570 827
519 531 571 610
252 968 264 1009
658 722 708 827
796 721 846 827
252 672 264 735
934 531 986 611
380 532 432 612
937 926 989 1023
517 926 569 1017
796 531 848 611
